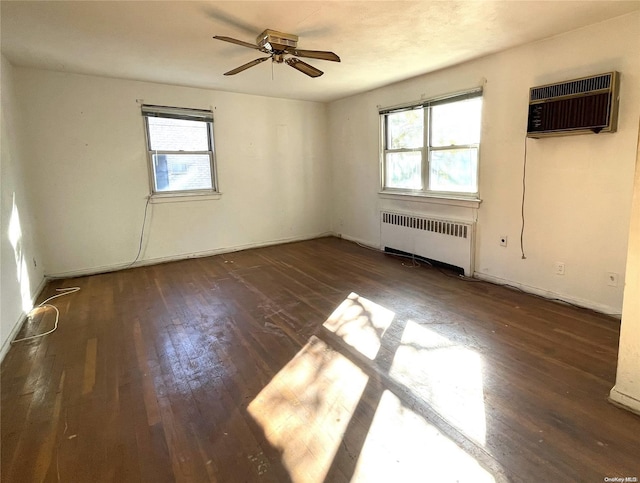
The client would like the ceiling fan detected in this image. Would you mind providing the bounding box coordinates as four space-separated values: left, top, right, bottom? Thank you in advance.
213 29 340 78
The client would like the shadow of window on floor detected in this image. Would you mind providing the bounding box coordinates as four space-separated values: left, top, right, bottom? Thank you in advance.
247 292 510 482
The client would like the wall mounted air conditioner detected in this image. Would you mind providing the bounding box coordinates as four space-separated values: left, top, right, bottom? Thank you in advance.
527 71 620 138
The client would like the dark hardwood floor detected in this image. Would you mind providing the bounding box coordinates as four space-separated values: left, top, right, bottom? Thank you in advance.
1 237 638 482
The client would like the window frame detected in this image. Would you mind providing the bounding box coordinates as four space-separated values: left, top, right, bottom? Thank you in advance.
142 104 219 197
380 89 482 199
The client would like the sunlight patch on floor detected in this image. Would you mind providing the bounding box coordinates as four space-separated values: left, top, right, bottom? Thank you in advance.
248 336 369 482
249 293 492 482
351 390 495 482
323 292 395 360
390 321 487 445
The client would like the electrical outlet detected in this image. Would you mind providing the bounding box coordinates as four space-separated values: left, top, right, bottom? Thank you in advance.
554 262 565 275
607 272 619 287
500 236 508 247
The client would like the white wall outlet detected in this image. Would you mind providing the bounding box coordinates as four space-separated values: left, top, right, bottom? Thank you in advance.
500 235 508 247
554 262 565 275
607 272 619 287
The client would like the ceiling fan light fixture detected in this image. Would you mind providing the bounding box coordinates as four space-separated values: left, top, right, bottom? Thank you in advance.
256 29 298 51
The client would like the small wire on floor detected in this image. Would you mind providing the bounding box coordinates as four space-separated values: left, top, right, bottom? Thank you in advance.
401 254 421 268
354 240 382 253
354 240 434 270
11 287 81 344
438 269 483 282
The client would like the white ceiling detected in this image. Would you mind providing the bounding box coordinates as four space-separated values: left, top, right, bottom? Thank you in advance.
2 1 638 102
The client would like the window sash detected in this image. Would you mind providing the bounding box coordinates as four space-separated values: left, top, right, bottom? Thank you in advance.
142 106 217 195
380 89 481 196
379 88 482 115
384 150 425 190
141 104 213 122
147 150 212 156
430 144 479 151
428 146 478 193
150 152 214 193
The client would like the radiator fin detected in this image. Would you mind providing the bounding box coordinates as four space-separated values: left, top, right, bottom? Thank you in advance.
382 212 468 239
380 211 475 276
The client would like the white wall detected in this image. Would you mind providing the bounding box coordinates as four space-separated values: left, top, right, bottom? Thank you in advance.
1 55 46 357
329 12 640 315
14 69 331 276
610 121 640 414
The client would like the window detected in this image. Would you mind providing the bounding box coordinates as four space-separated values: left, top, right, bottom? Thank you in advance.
142 105 217 195
381 90 482 197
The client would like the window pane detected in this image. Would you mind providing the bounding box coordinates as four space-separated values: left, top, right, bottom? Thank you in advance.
429 148 477 193
385 152 422 189
153 154 212 192
147 117 210 151
431 98 482 147
387 109 424 149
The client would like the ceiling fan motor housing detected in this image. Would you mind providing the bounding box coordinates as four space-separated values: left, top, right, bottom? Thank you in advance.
257 29 298 51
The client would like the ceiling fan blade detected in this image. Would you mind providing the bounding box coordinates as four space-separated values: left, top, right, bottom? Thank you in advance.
224 57 271 76
213 36 259 50
287 49 340 62
285 58 324 78
203 7 260 36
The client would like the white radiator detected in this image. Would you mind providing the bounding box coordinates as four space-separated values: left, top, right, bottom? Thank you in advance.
380 211 476 276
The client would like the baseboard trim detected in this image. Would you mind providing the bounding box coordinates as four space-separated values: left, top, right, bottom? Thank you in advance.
473 272 621 318
0 276 48 363
338 233 382 251
609 386 640 416
45 231 335 280
335 237 620 316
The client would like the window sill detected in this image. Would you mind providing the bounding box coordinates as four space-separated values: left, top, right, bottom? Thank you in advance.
378 191 482 208
150 192 222 204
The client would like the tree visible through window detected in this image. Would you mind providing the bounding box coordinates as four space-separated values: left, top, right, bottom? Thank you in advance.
142 105 217 194
381 91 482 196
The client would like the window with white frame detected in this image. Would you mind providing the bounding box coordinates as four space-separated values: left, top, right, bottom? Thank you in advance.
142 105 217 194
381 90 482 197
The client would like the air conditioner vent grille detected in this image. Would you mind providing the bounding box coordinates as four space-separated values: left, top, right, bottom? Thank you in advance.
530 73 612 102
527 71 619 137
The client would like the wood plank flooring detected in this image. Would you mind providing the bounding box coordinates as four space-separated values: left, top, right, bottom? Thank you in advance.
1 237 638 482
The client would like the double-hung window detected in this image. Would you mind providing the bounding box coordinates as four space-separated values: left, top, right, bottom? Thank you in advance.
381 89 482 197
142 105 218 195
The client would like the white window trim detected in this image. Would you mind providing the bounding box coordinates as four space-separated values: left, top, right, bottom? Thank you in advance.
379 88 482 200
378 190 482 209
142 104 220 201
149 191 223 204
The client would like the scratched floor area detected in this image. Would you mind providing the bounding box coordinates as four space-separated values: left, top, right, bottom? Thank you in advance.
2 237 639 482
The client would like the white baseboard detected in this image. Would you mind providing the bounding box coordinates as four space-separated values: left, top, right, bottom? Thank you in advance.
473 272 621 318
45 231 335 279
609 386 640 416
338 233 382 251
337 236 620 316
0 276 48 363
